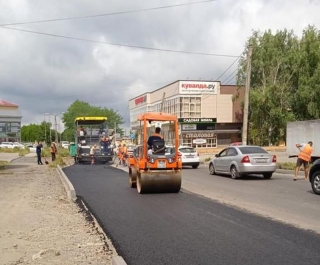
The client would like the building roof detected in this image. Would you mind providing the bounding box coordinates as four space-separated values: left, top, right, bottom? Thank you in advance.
0 99 18 107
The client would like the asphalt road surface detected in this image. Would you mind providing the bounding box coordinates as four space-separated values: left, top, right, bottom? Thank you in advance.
64 164 320 265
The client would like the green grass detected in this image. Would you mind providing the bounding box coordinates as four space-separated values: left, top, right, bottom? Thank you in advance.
277 162 297 170
0 160 8 170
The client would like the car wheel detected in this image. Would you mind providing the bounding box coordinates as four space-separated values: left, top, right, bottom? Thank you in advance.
209 163 215 175
311 170 320 195
263 173 273 179
230 165 239 179
192 164 199 169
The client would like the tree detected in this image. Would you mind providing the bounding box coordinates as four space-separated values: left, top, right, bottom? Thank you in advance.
21 121 53 144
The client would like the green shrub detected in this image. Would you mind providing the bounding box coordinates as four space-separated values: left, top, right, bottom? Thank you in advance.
204 157 211 162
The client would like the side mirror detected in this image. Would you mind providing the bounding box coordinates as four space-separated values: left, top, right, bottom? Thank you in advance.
215 154 219 158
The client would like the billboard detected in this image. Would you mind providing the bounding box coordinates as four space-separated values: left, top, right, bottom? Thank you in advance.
179 81 219 94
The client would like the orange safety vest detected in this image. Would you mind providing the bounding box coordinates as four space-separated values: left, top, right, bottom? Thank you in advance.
298 144 313 162
123 146 128 154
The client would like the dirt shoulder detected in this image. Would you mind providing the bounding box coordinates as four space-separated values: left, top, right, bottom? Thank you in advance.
0 156 117 265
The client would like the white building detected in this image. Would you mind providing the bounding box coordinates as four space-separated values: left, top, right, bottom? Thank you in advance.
129 80 244 148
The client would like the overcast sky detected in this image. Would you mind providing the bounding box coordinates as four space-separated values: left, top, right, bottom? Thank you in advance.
1 0 319 129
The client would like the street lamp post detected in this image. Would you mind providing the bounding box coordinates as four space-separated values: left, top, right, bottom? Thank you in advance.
45 112 64 143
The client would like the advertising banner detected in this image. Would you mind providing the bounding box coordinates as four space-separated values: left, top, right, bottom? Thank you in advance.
179 81 219 94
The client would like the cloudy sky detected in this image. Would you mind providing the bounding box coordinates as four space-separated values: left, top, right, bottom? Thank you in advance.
1 0 319 129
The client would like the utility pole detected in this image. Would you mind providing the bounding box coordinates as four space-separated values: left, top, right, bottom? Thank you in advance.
242 44 253 146
54 115 58 143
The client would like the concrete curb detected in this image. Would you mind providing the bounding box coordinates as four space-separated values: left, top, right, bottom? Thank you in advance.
56 165 77 202
112 256 127 265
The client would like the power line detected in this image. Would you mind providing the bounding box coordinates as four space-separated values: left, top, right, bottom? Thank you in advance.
214 54 241 80
222 68 238 84
1 26 239 57
0 0 219 27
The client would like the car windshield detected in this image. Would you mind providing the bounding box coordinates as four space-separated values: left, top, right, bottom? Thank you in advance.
179 147 196 153
238 146 268 154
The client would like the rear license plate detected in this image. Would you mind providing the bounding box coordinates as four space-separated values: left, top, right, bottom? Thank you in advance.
255 158 267 163
186 155 194 158
158 160 166 168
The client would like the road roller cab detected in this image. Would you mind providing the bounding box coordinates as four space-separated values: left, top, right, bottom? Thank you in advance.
129 112 182 194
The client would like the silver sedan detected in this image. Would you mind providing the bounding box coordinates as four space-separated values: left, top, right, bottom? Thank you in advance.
209 146 277 179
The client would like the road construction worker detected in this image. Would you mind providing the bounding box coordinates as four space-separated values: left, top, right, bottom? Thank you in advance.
118 144 123 165
294 141 313 181
122 144 128 166
101 136 109 154
147 127 164 150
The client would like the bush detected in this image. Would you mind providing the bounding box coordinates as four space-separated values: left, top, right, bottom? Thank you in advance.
0 161 8 170
204 157 211 162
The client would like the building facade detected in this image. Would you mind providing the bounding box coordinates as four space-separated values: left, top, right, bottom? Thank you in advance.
0 100 22 142
129 80 244 148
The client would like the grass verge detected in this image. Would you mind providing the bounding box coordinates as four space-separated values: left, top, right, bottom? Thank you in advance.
0 160 9 170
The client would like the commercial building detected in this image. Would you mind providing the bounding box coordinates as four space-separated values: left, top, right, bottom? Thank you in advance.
129 80 244 148
0 100 22 142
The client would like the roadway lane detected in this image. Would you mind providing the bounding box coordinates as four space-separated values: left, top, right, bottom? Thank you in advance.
64 164 320 265
182 164 320 233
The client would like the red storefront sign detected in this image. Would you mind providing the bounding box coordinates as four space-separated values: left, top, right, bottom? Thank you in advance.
135 95 147 105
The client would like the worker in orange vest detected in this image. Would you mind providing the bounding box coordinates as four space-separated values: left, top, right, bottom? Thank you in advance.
118 144 123 165
122 144 128 166
294 141 313 181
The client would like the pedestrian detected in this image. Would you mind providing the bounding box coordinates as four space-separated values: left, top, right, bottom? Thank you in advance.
36 141 43 165
294 141 313 181
90 144 96 165
50 142 57 161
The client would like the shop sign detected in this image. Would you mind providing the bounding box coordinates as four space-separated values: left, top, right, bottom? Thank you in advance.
179 81 218 94
182 124 196 130
185 132 216 138
193 139 207 144
178 118 216 123
135 95 147 105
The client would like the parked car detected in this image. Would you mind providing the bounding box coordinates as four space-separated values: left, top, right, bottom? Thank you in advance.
13 142 25 149
309 159 320 195
209 145 277 179
61 141 70 149
0 142 14 148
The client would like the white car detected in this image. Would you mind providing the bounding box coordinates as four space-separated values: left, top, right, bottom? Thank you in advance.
13 142 25 149
0 142 14 148
61 141 70 149
166 146 200 169
178 146 200 169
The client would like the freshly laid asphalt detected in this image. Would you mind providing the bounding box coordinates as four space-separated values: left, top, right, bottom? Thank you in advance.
64 163 320 265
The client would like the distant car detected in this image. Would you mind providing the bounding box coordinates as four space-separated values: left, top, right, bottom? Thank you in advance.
309 159 320 195
209 145 277 179
166 146 199 169
127 145 136 157
13 142 25 149
61 141 70 149
0 142 14 148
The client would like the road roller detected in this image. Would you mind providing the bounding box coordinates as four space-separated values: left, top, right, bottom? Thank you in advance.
128 112 182 194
